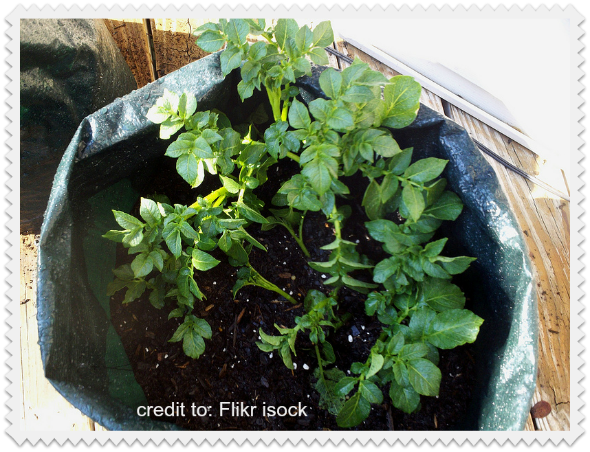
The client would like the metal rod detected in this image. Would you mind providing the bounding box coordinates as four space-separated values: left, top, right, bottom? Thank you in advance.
473 139 570 202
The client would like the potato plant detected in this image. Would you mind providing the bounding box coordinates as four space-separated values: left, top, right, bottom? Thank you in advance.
104 18 483 428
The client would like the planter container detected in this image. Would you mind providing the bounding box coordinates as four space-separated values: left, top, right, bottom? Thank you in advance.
37 52 537 431
20 19 137 233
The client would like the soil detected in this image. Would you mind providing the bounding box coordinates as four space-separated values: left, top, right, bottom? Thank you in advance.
110 156 477 431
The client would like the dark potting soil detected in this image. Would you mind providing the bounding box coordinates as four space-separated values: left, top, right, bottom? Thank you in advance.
109 156 477 431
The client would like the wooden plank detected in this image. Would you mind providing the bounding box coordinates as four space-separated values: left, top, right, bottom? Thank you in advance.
150 19 213 78
20 234 104 431
103 19 154 88
446 105 570 431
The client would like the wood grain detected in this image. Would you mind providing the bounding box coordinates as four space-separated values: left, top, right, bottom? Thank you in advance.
446 105 570 431
150 19 212 79
103 19 154 88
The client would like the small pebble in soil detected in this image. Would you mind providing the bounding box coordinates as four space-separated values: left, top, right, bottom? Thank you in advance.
351 325 360 336
321 274 326 279
348 335 353 342
293 363 297 369
303 364 309 370
361 325 365 330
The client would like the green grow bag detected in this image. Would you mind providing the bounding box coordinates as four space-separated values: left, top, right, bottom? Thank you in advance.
20 18 137 233
37 52 537 431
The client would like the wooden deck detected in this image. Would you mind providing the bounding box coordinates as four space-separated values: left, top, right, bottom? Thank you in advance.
18 19 570 432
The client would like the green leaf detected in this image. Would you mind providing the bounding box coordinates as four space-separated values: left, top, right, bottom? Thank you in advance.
362 179 382 221
336 392 371 428
372 135 402 158
275 19 299 50
123 227 144 247
373 257 400 284
399 343 430 360
408 306 436 342
226 19 250 45
312 21 334 48
422 260 451 279
382 76 421 129
220 46 244 76
327 108 354 131
388 147 413 175
218 231 232 253
381 174 399 203
425 309 484 349
334 377 357 396
404 158 448 183
420 278 466 311
237 79 255 101
149 250 164 272
319 68 342 99
123 280 146 304
422 238 447 258
235 202 268 224
435 256 477 275
165 229 182 258
183 329 206 359
176 153 201 187
341 85 374 103
288 98 311 130
366 353 384 378
139 198 161 227
402 184 425 222
179 221 199 240
197 30 226 52
259 328 283 347
389 379 420 414
248 41 267 61
113 210 143 230
102 230 126 243
423 191 463 220
359 380 383 404
406 358 441 396
302 157 334 196
279 341 294 369
341 274 379 290
192 248 220 271
189 316 213 339
219 175 241 194
131 253 153 278
113 264 135 281
107 278 130 296
178 92 197 119
294 24 313 52
159 118 183 140
308 47 329 65
392 360 410 387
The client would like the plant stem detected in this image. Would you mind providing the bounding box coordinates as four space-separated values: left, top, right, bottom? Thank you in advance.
266 85 282 122
249 264 298 304
331 204 342 240
315 344 325 378
280 83 291 122
286 151 300 163
297 211 310 257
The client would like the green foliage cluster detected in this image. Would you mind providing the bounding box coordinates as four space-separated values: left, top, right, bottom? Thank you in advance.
104 18 483 428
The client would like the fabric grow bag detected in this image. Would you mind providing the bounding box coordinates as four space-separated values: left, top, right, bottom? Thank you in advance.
37 52 537 431
20 18 137 233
